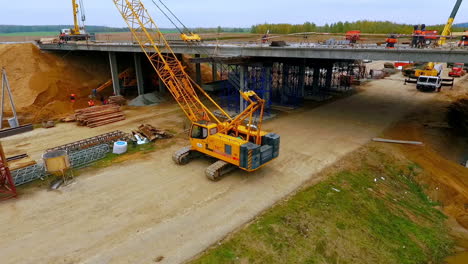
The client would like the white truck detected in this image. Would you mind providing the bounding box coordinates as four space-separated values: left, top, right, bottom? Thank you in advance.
416 76 442 92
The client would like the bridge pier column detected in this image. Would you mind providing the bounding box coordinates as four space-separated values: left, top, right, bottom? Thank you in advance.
299 63 306 97
264 65 272 108
212 63 218 82
312 65 320 92
195 54 202 85
108 52 120 96
281 64 289 105
239 65 247 112
325 62 334 90
133 53 145 96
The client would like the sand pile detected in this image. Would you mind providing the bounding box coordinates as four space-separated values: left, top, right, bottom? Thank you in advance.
0 43 109 123
182 55 219 84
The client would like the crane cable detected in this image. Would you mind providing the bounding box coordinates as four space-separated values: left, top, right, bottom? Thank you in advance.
157 0 191 33
150 0 185 34
149 0 258 118
150 0 245 91
78 0 86 30
78 0 86 22
149 0 261 124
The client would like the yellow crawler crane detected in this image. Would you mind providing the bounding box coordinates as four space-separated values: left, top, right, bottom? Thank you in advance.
414 62 442 77
60 0 89 41
438 0 463 46
112 0 280 180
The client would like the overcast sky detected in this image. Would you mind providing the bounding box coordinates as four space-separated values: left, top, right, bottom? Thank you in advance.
0 0 467 28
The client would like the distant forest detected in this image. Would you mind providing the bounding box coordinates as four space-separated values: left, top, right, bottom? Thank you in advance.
0 25 249 34
455 22 468 28
250 21 468 35
0 25 131 34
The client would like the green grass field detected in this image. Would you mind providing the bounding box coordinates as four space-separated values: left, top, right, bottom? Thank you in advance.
191 147 453 264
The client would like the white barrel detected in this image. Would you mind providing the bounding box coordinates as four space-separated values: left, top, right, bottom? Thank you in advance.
113 141 128 154
8 118 18 128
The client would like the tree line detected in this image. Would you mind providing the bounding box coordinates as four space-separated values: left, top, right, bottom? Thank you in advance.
250 21 467 35
2 22 465 35
0 25 251 34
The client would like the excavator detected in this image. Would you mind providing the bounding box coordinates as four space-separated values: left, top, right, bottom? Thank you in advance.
95 68 137 94
112 0 280 181
60 0 89 41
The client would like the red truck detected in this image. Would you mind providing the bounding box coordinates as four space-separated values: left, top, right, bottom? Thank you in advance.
449 63 466 77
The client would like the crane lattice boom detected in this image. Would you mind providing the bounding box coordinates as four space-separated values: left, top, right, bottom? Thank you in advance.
112 0 231 125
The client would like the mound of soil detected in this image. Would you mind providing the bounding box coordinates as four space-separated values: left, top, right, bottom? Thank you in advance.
182 55 218 83
0 43 109 123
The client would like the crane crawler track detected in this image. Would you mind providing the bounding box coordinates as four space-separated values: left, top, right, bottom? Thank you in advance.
205 160 236 181
172 146 194 165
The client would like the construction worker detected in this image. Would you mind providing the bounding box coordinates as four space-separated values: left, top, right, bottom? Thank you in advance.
459 34 468 47
91 88 98 98
88 99 95 107
261 30 270 44
70 93 76 103
59 31 67 43
418 24 427 48
412 25 420 48
386 34 398 48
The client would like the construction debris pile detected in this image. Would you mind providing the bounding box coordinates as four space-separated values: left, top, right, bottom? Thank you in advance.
132 124 173 143
75 105 125 128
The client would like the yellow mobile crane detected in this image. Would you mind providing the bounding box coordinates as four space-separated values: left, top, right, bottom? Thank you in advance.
60 0 89 41
112 0 280 180
438 0 463 45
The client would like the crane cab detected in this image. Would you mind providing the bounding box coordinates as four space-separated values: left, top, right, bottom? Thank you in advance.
189 122 280 172
181 33 201 42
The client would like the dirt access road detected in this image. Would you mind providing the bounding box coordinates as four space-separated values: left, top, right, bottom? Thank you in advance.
0 74 460 264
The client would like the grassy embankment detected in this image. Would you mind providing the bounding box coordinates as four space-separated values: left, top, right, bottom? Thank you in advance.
191 146 454 264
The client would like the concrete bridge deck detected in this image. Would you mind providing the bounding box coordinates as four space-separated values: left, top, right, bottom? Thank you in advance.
39 42 468 63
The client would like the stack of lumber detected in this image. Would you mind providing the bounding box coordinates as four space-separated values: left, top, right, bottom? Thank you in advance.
109 95 127 106
7 154 37 171
132 124 173 142
75 105 125 128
